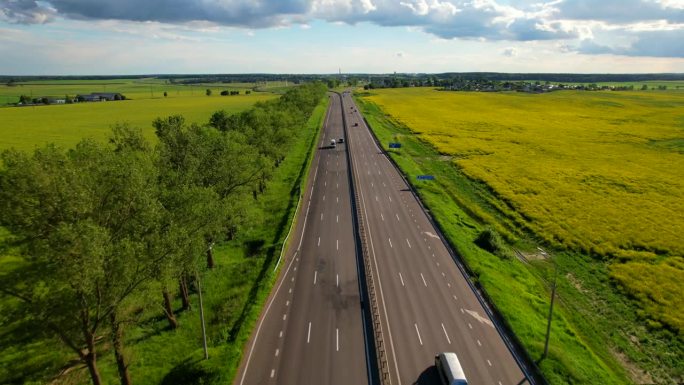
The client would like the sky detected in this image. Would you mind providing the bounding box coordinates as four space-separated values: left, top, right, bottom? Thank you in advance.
0 0 683 75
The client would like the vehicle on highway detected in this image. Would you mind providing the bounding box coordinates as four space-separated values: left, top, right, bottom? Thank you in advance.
435 352 468 385
330 139 336 147
338 138 344 143
353 122 359 127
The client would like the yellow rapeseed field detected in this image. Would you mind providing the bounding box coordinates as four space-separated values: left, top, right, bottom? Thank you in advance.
363 88 684 332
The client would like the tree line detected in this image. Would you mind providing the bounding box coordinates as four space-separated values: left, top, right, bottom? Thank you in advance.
0 82 327 385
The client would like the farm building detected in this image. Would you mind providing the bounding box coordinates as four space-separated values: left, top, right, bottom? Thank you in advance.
76 93 125 102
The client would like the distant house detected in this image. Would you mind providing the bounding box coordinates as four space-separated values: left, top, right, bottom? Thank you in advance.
76 93 125 102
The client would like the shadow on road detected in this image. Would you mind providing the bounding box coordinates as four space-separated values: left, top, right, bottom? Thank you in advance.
412 365 441 385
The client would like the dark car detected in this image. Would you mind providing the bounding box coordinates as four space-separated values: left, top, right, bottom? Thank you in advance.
338 138 344 143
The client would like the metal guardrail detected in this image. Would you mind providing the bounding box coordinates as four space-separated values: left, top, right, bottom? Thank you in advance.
338 92 391 385
355 187 391 384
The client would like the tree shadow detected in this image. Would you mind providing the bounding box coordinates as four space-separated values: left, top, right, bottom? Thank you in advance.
160 355 218 385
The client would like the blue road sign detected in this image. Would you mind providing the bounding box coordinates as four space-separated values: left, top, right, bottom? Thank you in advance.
417 175 435 181
389 142 402 149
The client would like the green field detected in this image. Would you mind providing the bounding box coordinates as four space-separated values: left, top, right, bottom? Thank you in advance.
356 88 683 384
0 78 295 105
0 93 277 151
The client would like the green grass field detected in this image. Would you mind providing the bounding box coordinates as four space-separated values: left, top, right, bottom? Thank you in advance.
356 88 683 384
0 95 329 385
0 78 293 105
0 93 276 151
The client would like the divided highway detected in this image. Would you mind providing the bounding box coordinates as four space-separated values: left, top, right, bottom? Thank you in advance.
235 93 369 385
341 92 529 385
236 91 529 385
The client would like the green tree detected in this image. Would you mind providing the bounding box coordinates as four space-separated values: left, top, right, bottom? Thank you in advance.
205 89 212 96
0 137 162 385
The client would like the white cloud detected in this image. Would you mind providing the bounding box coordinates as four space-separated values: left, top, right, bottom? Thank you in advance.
502 47 518 56
1 0 683 60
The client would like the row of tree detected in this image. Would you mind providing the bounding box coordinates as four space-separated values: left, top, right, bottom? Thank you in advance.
0 82 327 385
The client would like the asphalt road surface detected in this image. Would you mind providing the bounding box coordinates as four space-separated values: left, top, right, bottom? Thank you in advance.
341 91 529 385
235 93 369 385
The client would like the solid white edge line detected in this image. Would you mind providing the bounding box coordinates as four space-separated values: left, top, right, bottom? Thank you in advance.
307 321 312 343
239 246 300 385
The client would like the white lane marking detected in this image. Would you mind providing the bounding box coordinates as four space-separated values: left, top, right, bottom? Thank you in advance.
337 196 339 203
294 267 297 271
406 239 412 248
286 300 290 306
337 274 339 287
399 273 405 287
381 213 384 221
424 231 440 239
283 314 287 321
337 183 339 189
487 360 492 367
289 288 292 294
275 349 279 356
420 273 427 287
441 323 452 344
323 195 325 201
307 322 312 343
279 330 283 338
376 195 378 202
442 272 446 277
313 271 317 285
465 309 495 328
383 182 386 187
321 213 323 221
371 182 374 187
336 215 339 223
324 181 327 187
477 339 482 347
388 238 393 248
318 237 320 246
336 240 339 250
447 283 451 288
336 328 340 351
396 213 400 221
270 369 275 378
388 196 392 202
414 324 423 346
436 262 440 267
468 323 473 329
291 277 294 282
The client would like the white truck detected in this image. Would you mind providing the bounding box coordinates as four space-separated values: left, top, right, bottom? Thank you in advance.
435 352 468 385
330 139 336 148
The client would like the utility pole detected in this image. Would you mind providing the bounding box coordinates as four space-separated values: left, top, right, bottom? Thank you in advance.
542 250 557 361
196 272 209 360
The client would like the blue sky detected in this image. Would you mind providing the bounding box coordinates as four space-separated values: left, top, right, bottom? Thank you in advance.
1 0 683 75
